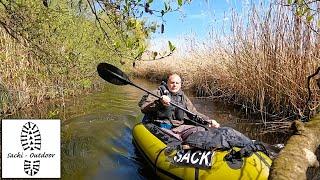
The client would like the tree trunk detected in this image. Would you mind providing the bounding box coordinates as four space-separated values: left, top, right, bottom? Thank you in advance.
269 114 320 180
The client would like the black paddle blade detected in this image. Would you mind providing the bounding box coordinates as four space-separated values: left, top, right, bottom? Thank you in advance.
97 63 131 85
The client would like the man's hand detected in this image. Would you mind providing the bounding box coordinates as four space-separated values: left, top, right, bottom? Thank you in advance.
160 95 171 106
208 119 220 128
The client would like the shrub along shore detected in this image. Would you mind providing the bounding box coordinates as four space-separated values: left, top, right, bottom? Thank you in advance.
0 1 148 116
133 2 320 124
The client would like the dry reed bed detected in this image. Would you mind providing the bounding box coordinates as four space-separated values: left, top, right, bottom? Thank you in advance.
0 29 60 114
0 29 98 115
134 1 320 122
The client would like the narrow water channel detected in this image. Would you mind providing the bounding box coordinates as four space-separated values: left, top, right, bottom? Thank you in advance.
8 79 290 179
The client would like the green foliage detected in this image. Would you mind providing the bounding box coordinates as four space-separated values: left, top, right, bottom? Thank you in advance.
168 41 176 52
80 79 92 89
86 0 189 61
48 109 60 119
307 15 313 23
0 0 191 113
287 0 320 27
0 0 152 113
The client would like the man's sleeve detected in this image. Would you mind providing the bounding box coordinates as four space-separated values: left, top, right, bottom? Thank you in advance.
140 90 162 114
184 95 210 121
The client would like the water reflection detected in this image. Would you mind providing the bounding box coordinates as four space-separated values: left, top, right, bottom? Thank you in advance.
60 83 147 180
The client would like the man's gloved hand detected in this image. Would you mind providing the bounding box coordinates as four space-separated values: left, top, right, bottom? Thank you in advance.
160 95 171 106
207 119 220 128
194 115 220 128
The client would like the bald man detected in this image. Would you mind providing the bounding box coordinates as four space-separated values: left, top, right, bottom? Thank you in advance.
139 73 220 141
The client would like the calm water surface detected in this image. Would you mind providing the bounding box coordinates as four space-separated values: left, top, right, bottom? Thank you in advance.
9 79 291 180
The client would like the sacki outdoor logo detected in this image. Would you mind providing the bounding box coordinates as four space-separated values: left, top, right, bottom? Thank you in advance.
2 119 60 178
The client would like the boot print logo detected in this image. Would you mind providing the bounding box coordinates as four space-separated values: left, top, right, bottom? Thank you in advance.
21 122 41 176
24 160 40 176
2 119 60 178
21 122 41 151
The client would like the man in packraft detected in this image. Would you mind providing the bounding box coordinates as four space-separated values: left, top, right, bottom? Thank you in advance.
139 73 220 141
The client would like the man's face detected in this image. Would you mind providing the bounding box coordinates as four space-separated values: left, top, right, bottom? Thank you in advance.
167 74 181 94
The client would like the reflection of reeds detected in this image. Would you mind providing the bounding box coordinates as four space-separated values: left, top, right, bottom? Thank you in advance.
61 131 96 178
134 1 320 122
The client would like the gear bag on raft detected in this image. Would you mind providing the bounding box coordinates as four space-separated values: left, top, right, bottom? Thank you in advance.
183 127 269 156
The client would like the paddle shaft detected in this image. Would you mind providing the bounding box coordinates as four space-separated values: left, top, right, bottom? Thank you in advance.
107 69 208 129
130 82 193 113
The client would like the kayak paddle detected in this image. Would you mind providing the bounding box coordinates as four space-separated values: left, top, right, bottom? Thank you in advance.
97 63 209 129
